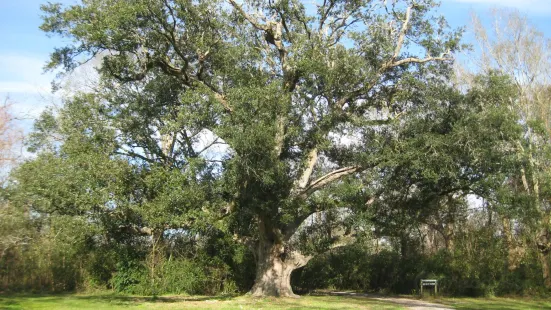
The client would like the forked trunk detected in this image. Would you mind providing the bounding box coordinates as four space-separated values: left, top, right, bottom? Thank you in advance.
249 239 311 297
250 240 295 297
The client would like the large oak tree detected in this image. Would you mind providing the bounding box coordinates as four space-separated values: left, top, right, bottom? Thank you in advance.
35 0 464 296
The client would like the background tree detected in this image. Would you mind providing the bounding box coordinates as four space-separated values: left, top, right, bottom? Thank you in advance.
0 98 25 265
0 98 22 181
470 8 551 287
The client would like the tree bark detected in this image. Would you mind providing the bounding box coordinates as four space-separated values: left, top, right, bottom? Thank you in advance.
537 224 551 288
250 241 296 297
443 223 455 252
539 250 551 288
249 219 311 297
502 216 519 271
250 242 312 297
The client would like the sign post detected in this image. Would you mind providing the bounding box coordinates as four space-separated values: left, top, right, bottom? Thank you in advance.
420 279 438 297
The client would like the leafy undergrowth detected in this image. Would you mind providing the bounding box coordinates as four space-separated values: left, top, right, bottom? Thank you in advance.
0 293 404 310
436 297 551 310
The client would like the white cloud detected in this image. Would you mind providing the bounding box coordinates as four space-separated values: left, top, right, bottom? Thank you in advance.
0 52 102 120
0 54 52 83
0 53 59 138
0 81 50 94
0 53 54 99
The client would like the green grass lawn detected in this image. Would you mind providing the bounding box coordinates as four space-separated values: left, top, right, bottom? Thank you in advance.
0 294 405 310
3 293 551 309
436 297 551 310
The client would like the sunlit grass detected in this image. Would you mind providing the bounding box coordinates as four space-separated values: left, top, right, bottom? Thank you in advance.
436 297 551 310
4 293 551 309
0 293 405 310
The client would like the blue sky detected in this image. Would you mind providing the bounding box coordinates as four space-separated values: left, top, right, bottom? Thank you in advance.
0 0 550 131
0 0 75 122
440 0 551 34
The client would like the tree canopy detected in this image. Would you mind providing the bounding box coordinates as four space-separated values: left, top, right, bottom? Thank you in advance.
4 0 534 297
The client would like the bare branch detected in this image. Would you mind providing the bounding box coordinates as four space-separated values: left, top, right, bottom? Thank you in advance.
196 137 222 155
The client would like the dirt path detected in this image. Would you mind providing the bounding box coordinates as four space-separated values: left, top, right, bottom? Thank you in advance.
371 297 452 310
325 292 453 310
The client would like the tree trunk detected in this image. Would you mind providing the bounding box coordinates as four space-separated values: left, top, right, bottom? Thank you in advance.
539 250 551 288
249 238 311 297
443 223 455 252
537 225 551 288
250 242 294 297
502 217 519 271
249 217 312 298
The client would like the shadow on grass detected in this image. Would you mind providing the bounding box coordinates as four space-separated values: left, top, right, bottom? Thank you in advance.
0 293 236 309
74 294 236 304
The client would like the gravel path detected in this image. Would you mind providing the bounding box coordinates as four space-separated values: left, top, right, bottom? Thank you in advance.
325 292 453 310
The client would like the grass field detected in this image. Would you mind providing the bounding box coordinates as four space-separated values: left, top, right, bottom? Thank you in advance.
0 294 404 310
2 294 551 309
438 297 551 310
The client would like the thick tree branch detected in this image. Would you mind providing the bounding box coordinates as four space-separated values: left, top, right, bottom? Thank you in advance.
329 233 356 250
196 137 224 155
284 207 349 241
388 53 453 68
387 5 454 67
319 0 336 32
114 150 156 163
294 147 319 191
119 224 154 236
296 165 364 199
156 59 233 112
286 250 312 268
336 50 452 110
228 0 268 31
393 5 412 61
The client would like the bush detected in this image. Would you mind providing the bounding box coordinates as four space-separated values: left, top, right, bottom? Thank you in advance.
110 255 239 296
292 230 548 298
